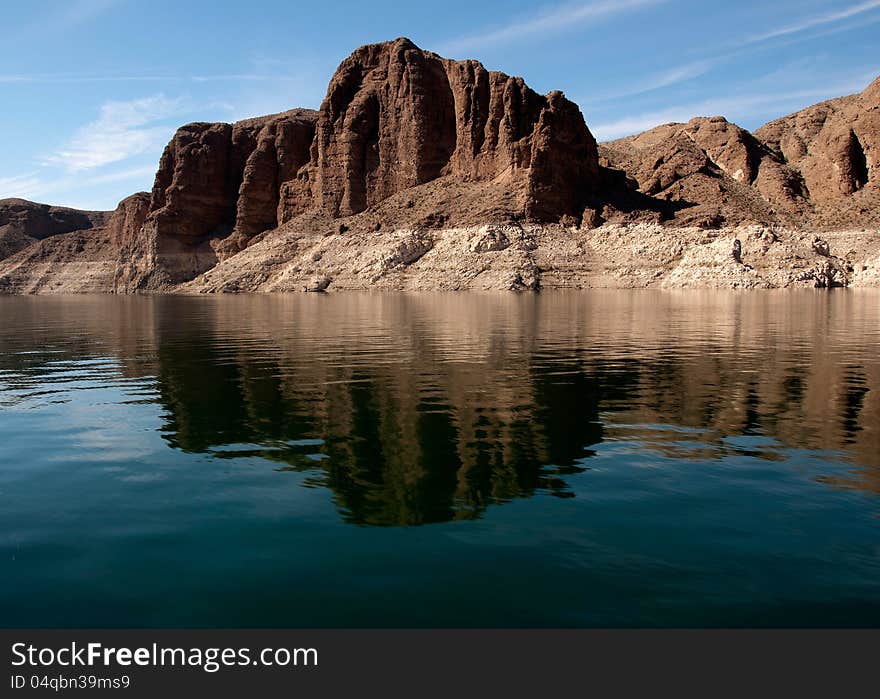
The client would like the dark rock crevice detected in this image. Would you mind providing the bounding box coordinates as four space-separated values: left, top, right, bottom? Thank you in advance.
849 130 870 190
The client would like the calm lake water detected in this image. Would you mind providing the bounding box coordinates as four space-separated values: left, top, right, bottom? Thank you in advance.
0 291 878 627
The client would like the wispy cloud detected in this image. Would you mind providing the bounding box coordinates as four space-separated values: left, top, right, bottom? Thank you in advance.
0 173 44 200
73 165 157 187
0 167 157 207
590 75 873 140
0 73 310 84
51 0 123 27
591 59 717 103
10 0 124 45
586 2 880 108
746 0 880 44
0 75 166 84
43 95 188 172
2 92 237 206
439 0 666 54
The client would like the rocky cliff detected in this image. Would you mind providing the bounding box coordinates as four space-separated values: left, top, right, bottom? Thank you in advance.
0 38 878 293
599 76 879 230
115 38 597 290
288 38 597 221
599 116 811 227
117 109 317 290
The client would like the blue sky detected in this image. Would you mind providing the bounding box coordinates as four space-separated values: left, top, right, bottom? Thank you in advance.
1 0 878 210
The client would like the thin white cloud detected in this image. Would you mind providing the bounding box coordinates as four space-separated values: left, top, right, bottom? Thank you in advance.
0 73 308 84
586 4 880 108
591 59 717 103
757 9 880 48
190 74 304 82
590 76 873 140
0 173 44 200
0 167 156 207
746 0 880 44
53 0 124 27
10 0 124 44
43 95 187 172
74 166 157 187
439 0 667 54
2 75 168 83
648 60 716 90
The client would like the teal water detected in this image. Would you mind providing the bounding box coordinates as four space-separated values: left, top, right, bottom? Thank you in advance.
0 291 878 627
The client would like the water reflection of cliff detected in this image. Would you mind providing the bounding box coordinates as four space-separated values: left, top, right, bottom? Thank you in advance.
1 292 878 524
150 295 628 524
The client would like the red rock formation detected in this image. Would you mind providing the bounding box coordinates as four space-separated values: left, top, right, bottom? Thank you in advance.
147 121 233 239
109 193 151 292
289 38 598 221
121 109 317 288
4 40 879 295
107 192 150 248
146 109 317 248
600 116 810 226
120 38 597 289
598 76 880 228
223 110 316 255
756 77 879 204
0 193 149 293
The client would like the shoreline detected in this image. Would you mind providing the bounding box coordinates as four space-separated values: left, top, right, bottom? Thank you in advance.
2 222 878 294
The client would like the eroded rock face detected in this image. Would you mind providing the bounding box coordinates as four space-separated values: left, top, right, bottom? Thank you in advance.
598 76 880 228
4 41 879 295
756 77 879 203
0 193 148 294
603 124 712 196
110 193 152 292
148 121 233 240
222 110 317 255
107 192 150 248
148 110 317 246
599 116 810 225
290 38 599 221
122 109 318 288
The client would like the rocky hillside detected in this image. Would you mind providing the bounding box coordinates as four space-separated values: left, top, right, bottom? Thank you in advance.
0 199 108 261
756 77 880 228
0 193 149 294
599 76 880 230
0 38 878 293
598 117 811 227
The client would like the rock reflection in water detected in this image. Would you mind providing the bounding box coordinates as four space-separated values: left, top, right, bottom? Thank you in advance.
1 291 878 526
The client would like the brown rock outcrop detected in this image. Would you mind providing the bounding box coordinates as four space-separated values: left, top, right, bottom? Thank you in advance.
597 76 880 229
119 109 317 289
147 121 233 240
121 38 596 289
600 116 809 226
223 110 317 254
147 109 317 246
756 77 879 204
0 198 108 260
0 193 147 294
289 38 598 221
108 192 150 248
